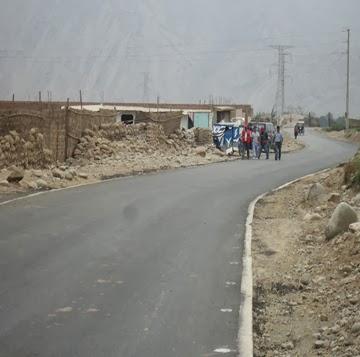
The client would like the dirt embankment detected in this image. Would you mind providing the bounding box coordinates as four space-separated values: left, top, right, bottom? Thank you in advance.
252 164 360 356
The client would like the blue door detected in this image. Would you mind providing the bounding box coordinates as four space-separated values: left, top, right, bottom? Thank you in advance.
194 112 210 128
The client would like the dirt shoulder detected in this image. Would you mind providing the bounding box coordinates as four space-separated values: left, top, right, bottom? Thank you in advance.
0 124 303 200
0 146 235 199
252 166 360 356
283 131 305 153
315 128 360 145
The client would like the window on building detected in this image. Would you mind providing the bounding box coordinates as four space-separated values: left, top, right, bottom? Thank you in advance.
120 114 134 124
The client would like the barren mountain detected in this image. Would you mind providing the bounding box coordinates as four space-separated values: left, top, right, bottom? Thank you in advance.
0 0 359 115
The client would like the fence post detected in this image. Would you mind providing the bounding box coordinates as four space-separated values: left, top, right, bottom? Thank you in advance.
79 90 83 110
64 98 70 160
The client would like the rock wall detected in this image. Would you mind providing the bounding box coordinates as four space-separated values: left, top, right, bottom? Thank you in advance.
0 106 210 169
0 129 53 169
65 108 116 159
72 123 205 162
0 108 117 168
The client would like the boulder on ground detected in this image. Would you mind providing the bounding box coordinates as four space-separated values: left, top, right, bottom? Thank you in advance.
304 212 322 221
194 146 207 157
7 167 25 183
328 192 341 203
0 180 9 187
32 169 43 178
349 222 360 233
78 172 89 179
36 179 49 189
65 172 73 181
25 181 38 190
68 168 77 177
52 168 65 179
352 193 360 206
325 202 358 240
306 183 326 202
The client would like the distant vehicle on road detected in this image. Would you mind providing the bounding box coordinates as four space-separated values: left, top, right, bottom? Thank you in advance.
296 121 305 136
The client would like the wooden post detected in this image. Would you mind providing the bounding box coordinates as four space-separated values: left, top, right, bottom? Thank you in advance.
79 90 83 110
12 93 15 102
38 91 42 111
64 98 70 160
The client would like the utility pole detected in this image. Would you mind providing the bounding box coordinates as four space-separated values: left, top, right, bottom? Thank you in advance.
345 29 350 130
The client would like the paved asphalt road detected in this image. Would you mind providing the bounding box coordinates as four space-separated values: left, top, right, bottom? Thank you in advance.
0 130 357 357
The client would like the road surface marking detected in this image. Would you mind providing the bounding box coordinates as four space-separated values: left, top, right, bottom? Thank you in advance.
85 308 99 313
214 347 234 353
55 307 73 313
229 261 239 265
220 308 233 312
225 281 237 286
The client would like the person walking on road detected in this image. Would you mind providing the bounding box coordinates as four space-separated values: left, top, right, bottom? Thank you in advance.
294 125 299 140
258 127 269 160
241 125 252 160
274 126 284 161
251 126 260 159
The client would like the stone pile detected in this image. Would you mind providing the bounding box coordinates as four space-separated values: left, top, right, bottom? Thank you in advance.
72 123 200 162
252 166 360 357
194 128 213 145
0 128 53 169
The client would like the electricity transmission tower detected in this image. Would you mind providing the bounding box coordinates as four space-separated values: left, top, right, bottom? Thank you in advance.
271 45 292 123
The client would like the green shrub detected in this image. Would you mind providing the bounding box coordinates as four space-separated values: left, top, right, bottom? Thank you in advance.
325 122 346 132
344 152 360 189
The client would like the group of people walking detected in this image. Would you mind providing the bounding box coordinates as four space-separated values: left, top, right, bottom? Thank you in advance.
238 125 284 161
294 124 304 139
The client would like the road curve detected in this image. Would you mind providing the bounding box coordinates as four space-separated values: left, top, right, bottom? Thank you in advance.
0 130 357 357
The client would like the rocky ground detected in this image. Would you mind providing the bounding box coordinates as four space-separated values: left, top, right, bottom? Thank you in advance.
0 123 303 200
252 163 360 356
282 132 305 153
317 128 360 144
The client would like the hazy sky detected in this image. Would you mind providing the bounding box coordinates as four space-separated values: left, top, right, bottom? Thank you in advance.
0 0 359 116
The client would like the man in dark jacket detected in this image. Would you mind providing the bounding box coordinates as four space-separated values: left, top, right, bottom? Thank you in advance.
274 126 284 161
258 127 269 159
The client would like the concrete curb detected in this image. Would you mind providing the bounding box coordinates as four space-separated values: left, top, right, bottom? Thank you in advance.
237 167 332 357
